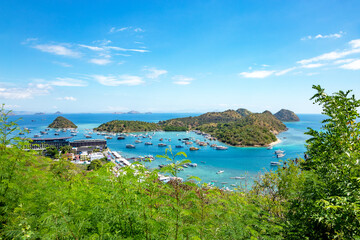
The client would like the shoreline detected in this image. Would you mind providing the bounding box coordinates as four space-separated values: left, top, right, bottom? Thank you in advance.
268 137 282 147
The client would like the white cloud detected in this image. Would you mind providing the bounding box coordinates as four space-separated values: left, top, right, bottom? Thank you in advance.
340 59 360 70
57 96 77 101
51 78 87 87
333 58 355 64
172 75 195 85
107 46 149 53
33 44 80 57
109 27 129 33
0 83 51 99
349 39 360 49
239 70 275 78
89 58 112 65
302 31 343 40
144 67 167 79
93 75 144 86
53 61 72 67
275 67 296 76
78 44 104 51
134 28 144 32
301 63 325 68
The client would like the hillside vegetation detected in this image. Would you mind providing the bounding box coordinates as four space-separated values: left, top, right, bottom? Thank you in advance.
48 116 77 128
274 109 300 122
94 120 161 132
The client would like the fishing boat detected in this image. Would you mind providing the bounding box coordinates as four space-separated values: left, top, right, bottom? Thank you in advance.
145 142 153 145
189 147 199 151
216 146 228 150
126 144 136 149
216 170 224 174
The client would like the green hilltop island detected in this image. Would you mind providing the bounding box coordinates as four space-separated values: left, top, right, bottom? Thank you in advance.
95 108 299 147
48 116 77 129
274 109 300 122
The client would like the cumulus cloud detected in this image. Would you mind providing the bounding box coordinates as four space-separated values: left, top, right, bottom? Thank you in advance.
302 31 343 40
50 78 87 87
0 83 52 99
89 58 112 65
57 96 77 101
172 75 194 85
340 59 360 70
33 44 80 57
144 67 167 79
93 75 144 86
239 70 275 78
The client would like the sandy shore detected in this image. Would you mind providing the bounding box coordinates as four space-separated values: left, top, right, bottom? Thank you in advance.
268 137 282 147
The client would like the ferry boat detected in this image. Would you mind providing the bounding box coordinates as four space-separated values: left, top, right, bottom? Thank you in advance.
216 170 224 174
145 142 153 145
189 147 199 151
158 143 167 147
216 146 228 150
126 144 136 149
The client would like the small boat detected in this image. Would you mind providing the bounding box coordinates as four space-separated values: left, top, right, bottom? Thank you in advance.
34 134 41 138
217 170 224 174
19 132 25 135
188 163 197 167
271 162 281 166
175 145 184 148
231 184 236 187
210 144 217 148
85 135 92 138
145 142 153 145
189 147 199 151
267 146 273 150
55 133 60 136
71 133 77 136
185 141 193 145
117 136 125 140
158 143 167 147
126 144 136 149
105 136 113 139
40 131 48 135
274 150 284 154
182 164 188 168
211 180 218 183
135 140 142 143
276 153 286 158
159 138 163 141
216 146 228 150
234 176 245 180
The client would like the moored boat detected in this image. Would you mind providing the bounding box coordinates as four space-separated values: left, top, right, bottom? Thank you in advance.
145 142 153 145
216 146 228 150
126 144 136 149
158 143 167 147
216 170 224 174
189 147 199 151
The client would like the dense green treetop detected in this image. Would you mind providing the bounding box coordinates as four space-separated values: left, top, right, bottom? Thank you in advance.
48 116 77 129
236 108 252 117
94 120 161 132
274 109 300 122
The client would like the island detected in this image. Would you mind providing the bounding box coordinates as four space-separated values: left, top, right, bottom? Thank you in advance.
94 120 161 133
274 109 300 122
48 116 77 129
54 111 62 115
95 108 291 147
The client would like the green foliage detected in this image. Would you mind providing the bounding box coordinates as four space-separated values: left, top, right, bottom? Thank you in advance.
274 109 300 122
48 116 77 129
60 145 73 154
0 104 23 147
87 159 102 171
94 120 161 133
45 145 59 159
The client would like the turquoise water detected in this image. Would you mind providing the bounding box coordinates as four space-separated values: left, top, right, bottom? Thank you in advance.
10 113 325 188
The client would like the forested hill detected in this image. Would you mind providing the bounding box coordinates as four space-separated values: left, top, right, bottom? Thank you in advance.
274 109 300 122
94 120 161 133
48 116 77 129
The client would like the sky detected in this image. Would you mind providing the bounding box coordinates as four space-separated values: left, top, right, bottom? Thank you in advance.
1 0 360 114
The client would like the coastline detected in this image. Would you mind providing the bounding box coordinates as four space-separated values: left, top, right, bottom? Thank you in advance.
268 137 282 147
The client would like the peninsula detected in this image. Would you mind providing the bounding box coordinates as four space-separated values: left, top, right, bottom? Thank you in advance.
48 116 77 129
95 108 292 147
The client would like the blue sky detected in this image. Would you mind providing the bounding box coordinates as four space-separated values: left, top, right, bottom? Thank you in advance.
1 0 360 114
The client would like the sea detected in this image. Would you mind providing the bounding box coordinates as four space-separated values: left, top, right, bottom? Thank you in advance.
9 113 326 189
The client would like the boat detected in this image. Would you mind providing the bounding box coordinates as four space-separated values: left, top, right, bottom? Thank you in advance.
126 144 136 149
210 144 217 148
216 146 228 150
175 145 184 148
182 164 188 168
34 134 41 138
267 146 273 150
159 138 163 141
135 140 142 143
274 150 284 154
117 136 125 140
19 132 25 135
85 135 92 138
105 136 113 139
54 133 60 136
188 163 197 167
221 182 228 184
216 170 224 174
234 176 245 180
71 133 77 136
231 184 236 187
40 131 48 135
145 142 153 145
189 147 199 151
158 143 167 147
185 141 193 145
271 162 281 166
276 153 286 158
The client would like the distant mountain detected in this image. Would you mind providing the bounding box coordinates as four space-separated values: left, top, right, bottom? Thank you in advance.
54 111 62 114
274 109 300 122
236 108 252 117
48 116 77 129
35 112 45 115
127 111 140 114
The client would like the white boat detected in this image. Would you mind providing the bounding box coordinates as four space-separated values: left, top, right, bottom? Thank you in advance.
271 162 281 166
188 163 197 167
216 146 228 150
216 170 224 174
234 176 245 180
277 153 286 158
274 150 284 154
267 146 273 150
